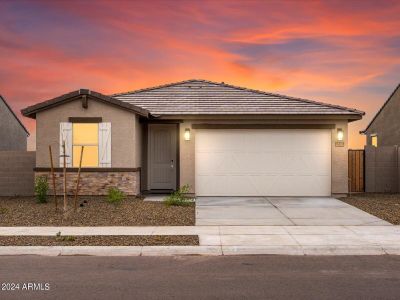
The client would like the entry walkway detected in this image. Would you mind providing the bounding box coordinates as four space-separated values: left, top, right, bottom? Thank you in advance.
196 197 390 226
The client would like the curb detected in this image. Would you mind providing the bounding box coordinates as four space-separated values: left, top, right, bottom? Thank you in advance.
0 245 399 256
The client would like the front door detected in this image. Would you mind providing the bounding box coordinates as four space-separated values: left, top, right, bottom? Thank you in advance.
149 124 177 190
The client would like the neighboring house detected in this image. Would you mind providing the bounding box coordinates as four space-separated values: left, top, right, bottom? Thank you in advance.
361 83 400 147
22 79 364 197
0 95 29 150
360 83 400 194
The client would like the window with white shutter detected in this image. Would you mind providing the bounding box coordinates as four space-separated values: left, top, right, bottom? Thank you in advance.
60 121 111 168
99 122 111 167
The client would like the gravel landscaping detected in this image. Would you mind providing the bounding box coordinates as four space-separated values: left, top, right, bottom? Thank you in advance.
339 193 400 225
0 196 195 226
0 235 199 246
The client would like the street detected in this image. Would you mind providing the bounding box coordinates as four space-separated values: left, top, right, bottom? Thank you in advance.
0 255 400 299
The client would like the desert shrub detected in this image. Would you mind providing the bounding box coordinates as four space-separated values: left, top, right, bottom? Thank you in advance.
164 184 192 206
64 236 76 242
55 232 76 242
34 176 49 203
107 187 125 204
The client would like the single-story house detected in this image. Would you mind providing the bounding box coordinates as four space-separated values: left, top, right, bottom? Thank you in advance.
22 79 364 197
0 94 29 150
361 83 400 146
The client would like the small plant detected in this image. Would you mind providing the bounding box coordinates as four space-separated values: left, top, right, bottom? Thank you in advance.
64 236 76 242
107 187 125 204
34 176 49 203
55 232 76 242
164 184 192 206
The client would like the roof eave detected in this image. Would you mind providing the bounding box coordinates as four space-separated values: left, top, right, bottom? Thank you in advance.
152 112 364 119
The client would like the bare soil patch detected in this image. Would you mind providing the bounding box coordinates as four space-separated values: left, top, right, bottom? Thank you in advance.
339 193 400 225
0 196 195 226
0 235 199 246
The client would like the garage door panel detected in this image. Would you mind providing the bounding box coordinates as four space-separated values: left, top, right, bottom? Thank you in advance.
196 174 331 196
196 152 242 174
195 129 331 196
196 175 256 196
196 132 243 151
197 152 330 175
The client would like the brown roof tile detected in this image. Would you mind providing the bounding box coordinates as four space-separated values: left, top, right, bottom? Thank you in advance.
113 79 364 116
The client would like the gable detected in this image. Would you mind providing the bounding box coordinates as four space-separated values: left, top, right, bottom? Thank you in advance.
363 84 400 134
0 95 29 136
22 89 149 119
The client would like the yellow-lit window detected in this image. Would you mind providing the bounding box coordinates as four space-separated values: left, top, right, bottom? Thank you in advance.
72 123 99 167
371 135 378 147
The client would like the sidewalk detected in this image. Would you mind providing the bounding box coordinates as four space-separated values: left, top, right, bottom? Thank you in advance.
1 225 400 256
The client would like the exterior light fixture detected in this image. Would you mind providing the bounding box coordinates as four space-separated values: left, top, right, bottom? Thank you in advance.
337 128 344 141
184 128 191 141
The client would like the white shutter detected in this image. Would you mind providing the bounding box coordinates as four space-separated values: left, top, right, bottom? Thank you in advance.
99 122 111 167
59 122 72 167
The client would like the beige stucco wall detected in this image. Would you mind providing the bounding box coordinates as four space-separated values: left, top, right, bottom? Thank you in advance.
35 98 139 168
179 118 350 195
365 86 400 146
134 115 142 167
331 120 348 194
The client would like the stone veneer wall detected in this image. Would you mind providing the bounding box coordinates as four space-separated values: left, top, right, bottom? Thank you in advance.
34 171 140 196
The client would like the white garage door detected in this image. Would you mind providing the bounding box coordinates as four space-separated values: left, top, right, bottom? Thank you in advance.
195 129 331 196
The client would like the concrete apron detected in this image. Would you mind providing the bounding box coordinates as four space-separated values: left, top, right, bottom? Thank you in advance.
195 197 391 226
1 225 400 256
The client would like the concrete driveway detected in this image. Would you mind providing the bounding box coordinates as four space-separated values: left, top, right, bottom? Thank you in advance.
196 197 390 226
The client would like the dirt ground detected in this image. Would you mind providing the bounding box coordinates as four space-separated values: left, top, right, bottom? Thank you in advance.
339 193 400 225
0 196 195 226
0 235 199 246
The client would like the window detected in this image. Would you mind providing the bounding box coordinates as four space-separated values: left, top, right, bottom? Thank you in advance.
72 123 99 167
371 135 378 147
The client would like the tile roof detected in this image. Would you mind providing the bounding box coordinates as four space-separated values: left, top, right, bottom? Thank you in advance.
113 79 364 116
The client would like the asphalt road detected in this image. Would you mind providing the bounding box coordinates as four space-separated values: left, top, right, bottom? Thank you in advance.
0 255 400 299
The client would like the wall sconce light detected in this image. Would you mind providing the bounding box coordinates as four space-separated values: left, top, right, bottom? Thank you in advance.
337 128 344 141
184 128 191 141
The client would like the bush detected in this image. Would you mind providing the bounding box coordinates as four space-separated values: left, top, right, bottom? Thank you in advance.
55 232 76 242
63 235 76 242
164 184 192 206
107 187 125 204
34 176 49 203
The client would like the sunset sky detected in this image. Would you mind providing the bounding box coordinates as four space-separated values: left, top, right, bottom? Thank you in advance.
1 0 399 150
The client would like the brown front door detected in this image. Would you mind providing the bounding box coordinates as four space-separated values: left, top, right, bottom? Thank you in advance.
148 124 177 190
